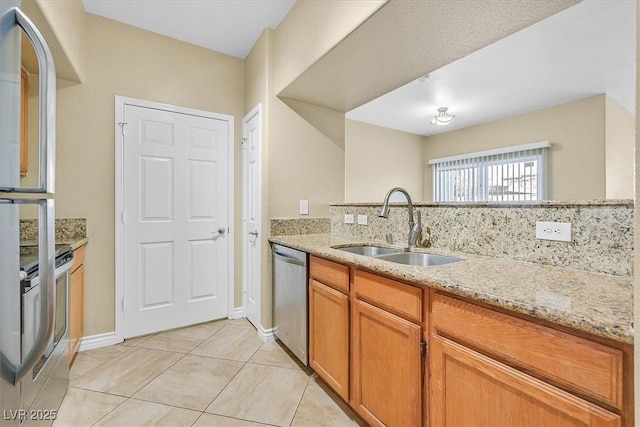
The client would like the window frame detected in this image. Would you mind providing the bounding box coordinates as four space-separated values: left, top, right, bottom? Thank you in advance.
429 141 550 202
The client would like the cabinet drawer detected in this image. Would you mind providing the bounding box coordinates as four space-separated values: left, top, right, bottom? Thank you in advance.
310 256 349 293
354 270 422 323
72 244 86 272
431 293 624 409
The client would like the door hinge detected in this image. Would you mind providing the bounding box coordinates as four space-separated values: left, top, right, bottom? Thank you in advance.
121 211 126 223
241 137 247 148
118 122 128 136
121 298 125 311
420 340 427 357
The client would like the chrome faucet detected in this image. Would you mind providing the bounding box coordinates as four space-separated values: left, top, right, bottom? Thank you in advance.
379 187 422 250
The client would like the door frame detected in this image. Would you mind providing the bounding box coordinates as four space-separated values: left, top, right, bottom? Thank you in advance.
241 103 262 330
114 96 235 343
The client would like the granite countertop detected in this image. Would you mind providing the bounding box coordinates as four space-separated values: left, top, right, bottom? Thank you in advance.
269 233 634 345
20 237 89 251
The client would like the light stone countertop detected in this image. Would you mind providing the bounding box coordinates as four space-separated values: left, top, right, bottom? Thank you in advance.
269 233 634 345
20 237 89 251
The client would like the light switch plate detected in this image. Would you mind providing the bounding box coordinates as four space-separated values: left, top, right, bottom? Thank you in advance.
357 214 368 225
299 200 309 215
344 214 354 224
535 221 571 242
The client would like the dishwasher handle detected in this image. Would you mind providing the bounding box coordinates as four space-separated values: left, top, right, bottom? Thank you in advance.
273 250 306 267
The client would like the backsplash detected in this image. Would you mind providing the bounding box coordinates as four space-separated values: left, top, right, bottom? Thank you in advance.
20 218 87 241
330 201 633 276
270 217 331 236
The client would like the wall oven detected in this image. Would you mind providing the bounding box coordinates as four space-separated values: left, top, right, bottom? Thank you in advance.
20 244 73 413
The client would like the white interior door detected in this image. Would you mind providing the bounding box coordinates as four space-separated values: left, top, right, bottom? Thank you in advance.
122 103 230 338
242 105 262 329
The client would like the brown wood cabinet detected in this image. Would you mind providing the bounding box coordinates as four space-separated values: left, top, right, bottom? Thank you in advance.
430 291 630 427
69 244 86 365
309 256 350 401
430 335 620 427
351 298 423 427
306 255 633 427
308 256 424 427
309 279 350 401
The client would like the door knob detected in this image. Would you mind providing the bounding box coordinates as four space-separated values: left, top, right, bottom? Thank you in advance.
217 227 226 235
249 231 258 237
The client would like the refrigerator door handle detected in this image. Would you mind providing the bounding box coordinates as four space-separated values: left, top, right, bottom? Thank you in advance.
0 7 56 194
0 199 55 385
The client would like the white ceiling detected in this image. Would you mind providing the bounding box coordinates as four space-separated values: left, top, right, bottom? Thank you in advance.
346 0 636 136
81 0 296 59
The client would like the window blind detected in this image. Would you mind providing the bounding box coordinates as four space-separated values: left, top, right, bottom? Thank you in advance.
429 141 549 202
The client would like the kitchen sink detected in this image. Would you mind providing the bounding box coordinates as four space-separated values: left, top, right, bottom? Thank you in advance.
375 252 462 266
334 245 401 256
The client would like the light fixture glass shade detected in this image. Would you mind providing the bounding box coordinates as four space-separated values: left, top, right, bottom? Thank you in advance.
430 107 455 126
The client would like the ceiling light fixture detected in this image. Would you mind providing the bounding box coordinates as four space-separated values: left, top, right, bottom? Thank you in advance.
430 107 455 126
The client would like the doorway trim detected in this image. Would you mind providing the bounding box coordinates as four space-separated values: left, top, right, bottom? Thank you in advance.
114 96 235 343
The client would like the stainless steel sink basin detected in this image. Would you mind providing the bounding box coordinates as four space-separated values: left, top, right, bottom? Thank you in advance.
335 245 401 256
375 252 462 266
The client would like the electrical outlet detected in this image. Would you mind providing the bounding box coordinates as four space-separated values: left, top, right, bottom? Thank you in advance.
344 214 354 224
535 221 571 242
299 200 309 215
357 214 368 225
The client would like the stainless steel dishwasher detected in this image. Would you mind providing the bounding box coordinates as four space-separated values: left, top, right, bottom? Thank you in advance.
272 244 308 365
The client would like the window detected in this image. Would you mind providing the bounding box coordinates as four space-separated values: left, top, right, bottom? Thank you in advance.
429 142 549 202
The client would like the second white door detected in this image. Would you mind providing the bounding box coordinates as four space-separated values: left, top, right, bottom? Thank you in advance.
242 105 262 330
122 103 231 338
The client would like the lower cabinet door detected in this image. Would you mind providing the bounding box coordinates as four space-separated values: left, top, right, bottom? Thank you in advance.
352 299 422 427
309 279 350 401
430 336 621 427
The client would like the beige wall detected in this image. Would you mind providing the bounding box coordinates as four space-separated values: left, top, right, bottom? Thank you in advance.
424 95 607 201
245 29 274 329
22 0 84 82
274 0 386 94
269 99 344 218
345 119 425 202
245 24 347 329
53 14 244 336
605 97 635 199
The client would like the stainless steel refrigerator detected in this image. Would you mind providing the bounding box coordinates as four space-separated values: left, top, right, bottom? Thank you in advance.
0 1 70 425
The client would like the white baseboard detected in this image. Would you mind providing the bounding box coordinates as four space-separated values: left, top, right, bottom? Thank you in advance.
78 332 118 352
228 307 244 320
257 326 275 343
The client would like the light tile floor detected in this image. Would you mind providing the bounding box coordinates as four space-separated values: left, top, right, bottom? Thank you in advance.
54 318 366 427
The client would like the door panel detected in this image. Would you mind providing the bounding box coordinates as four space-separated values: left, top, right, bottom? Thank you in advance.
189 160 217 219
352 299 422 427
123 104 229 338
141 156 173 221
430 336 621 427
309 279 349 401
140 242 173 308
188 239 217 300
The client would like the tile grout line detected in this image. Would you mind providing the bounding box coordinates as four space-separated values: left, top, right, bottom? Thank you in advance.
199 339 264 417
287 375 313 427
65 319 303 426
86 321 231 425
